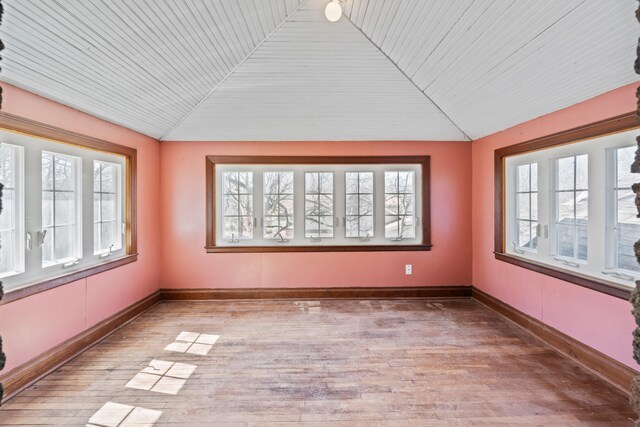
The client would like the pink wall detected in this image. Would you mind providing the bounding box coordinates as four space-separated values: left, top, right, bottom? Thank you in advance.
0 84 161 373
159 140 472 289
472 82 639 369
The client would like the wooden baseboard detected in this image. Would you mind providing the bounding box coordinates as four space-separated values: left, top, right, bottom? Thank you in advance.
0 291 160 403
472 287 638 395
160 286 472 301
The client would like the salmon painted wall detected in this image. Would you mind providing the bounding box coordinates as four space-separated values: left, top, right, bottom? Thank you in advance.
0 84 161 373
160 140 472 289
472 82 639 369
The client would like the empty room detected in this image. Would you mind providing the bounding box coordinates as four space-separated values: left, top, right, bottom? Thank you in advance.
0 0 639 425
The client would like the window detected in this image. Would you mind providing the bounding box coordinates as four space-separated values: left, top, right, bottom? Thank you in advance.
514 163 538 251
263 171 294 240
0 113 136 301
222 172 253 241
94 161 122 255
0 143 24 278
305 172 334 239
384 171 415 239
497 119 639 297
206 156 430 252
42 151 82 266
554 154 588 262
613 146 640 272
345 172 374 239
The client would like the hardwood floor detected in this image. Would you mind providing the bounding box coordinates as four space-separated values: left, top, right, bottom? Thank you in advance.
0 299 634 426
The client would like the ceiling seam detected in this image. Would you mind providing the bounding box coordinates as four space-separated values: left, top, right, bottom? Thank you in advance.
159 0 310 141
344 13 472 142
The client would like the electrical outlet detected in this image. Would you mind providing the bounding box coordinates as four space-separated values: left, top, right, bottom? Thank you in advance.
405 264 412 275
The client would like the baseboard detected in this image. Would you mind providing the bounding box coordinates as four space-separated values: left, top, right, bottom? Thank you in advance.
472 287 638 395
0 291 161 403
160 285 473 301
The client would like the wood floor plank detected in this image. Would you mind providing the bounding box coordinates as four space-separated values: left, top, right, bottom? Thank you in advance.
0 300 634 426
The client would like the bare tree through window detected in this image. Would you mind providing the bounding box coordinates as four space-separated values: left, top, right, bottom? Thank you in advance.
223 172 253 240
263 171 294 240
384 171 415 239
345 172 374 238
614 147 640 271
305 172 334 238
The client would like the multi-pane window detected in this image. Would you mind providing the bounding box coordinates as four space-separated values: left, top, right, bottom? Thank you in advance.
305 172 334 238
94 161 122 255
42 151 82 266
503 128 640 289
345 172 374 238
263 171 294 240
0 143 23 278
555 154 588 261
515 163 538 251
384 171 415 239
614 146 640 272
223 172 254 240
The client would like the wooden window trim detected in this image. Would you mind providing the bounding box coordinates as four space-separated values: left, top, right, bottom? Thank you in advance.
0 111 138 304
494 112 637 300
205 155 431 253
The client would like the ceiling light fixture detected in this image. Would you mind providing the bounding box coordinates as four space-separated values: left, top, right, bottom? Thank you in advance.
324 0 343 22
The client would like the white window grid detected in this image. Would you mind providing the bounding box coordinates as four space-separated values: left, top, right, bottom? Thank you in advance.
514 162 538 252
504 128 639 288
42 151 82 266
305 172 334 239
384 171 416 240
0 143 25 278
263 171 294 240
554 154 588 262
94 161 122 255
222 171 254 241
345 171 375 239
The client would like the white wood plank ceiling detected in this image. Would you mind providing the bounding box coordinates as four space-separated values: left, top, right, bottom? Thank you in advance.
1 0 638 141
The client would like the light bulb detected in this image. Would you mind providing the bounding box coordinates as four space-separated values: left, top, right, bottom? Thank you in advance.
325 1 342 22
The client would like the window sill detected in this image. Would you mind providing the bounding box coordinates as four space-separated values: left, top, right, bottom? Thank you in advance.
1 254 138 305
494 252 632 299
206 244 432 253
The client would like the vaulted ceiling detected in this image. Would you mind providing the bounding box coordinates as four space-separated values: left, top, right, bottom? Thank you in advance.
1 0 638 141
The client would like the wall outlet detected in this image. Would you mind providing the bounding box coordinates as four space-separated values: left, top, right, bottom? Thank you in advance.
405 264 412 275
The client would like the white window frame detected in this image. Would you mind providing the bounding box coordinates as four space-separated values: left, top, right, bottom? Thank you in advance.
345 171 374 239
304 172 335 239
221 171 254 241
94 160 123 256
0 142 25 279
513 162 538 253
0 129 127 292
213 162 423 248
505 128 639 289
42 150 83 267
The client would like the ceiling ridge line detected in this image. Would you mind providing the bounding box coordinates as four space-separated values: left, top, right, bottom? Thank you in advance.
159 0 310 141
343 13 472 142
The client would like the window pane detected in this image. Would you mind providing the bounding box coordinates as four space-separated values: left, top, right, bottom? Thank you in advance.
530 193 538 221
518 164 530 192
557 223 575 258
617 146 637 188
518 220 532 248
0 144 19 276
54 225 74 261
557 156 575 191
530 163 538 191
517 193 530 220
576 154 588 189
